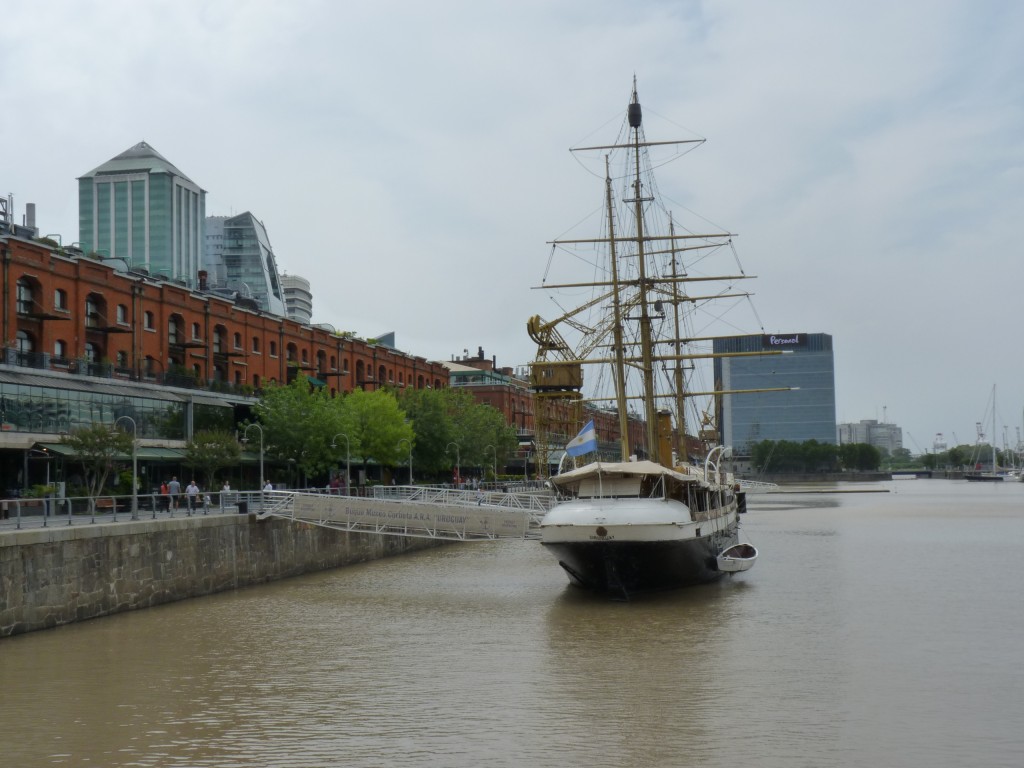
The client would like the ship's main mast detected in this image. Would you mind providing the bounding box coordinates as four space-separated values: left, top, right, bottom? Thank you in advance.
624 82 662 461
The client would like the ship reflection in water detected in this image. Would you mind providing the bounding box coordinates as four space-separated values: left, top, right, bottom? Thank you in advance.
0 480 1021 767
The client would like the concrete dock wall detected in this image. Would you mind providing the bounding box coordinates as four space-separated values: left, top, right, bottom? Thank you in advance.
0 514 441 637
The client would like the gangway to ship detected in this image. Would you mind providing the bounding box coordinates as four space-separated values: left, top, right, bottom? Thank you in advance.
257 487 555 542
738 479 779 493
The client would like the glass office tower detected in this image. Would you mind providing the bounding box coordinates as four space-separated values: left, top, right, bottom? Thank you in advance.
78 142 205 285
204 213 287 316
713 333 837 453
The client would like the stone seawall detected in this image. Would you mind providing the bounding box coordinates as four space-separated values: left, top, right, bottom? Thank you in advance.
0 514 442 638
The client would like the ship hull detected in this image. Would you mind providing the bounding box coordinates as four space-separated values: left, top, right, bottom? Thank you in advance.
542 520 738 595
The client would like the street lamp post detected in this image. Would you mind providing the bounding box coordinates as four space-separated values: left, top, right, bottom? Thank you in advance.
243 423 264 493
485 444 497 482
331 432 351 494
398 438 413 484
446 442 460 487
114 416 138 520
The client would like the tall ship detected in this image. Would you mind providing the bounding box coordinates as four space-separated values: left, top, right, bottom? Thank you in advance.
529 79 768 596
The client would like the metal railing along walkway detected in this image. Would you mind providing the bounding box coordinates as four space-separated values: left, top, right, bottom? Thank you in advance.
259 486 556 542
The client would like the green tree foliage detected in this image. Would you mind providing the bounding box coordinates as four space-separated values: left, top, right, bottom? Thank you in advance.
184 429 242 490
343 388 413 472
254 379 338 484
399 387 457 475
751 439 880 473
399 387 518 479
61 423 134 498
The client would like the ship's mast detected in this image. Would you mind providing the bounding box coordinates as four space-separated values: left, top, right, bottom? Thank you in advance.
605 156 632 461
625 79 661 459
668 214 688 463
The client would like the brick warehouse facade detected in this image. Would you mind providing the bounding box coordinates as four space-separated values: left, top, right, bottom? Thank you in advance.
1 234 448 399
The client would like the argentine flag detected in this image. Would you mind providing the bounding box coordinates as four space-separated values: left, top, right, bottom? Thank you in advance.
565 420 598 457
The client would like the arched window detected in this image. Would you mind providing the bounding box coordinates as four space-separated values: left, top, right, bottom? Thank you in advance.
84 342 98 363
15 330 33 353
356 360 365 387
269 340 277 357
252 336 260 353
378 365 386 385
54 339 67 360
233 332 242 350
54 288 68 311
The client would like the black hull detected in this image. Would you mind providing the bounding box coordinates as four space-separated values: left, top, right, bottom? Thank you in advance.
965 474 1004 482
542 524 738 596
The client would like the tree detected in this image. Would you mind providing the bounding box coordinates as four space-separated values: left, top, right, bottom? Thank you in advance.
254 379 338 486
400 387 519 480
400 387 457 476
61 424 134 499
184 429 241 491
343 388 413 475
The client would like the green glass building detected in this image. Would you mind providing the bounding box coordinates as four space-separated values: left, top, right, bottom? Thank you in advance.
78 142 205 285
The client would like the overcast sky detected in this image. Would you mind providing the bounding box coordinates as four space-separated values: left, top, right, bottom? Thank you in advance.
3 0 1023 453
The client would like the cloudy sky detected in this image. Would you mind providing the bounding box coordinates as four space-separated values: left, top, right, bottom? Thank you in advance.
3 0 1023 453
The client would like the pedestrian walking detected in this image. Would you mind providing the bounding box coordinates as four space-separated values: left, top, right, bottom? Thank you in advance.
186 480 199 512
168 476 181 510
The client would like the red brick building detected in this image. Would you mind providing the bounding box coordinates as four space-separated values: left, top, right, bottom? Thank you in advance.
2 234 448 396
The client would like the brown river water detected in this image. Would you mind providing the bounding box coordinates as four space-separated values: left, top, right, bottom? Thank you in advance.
1 478 1022 767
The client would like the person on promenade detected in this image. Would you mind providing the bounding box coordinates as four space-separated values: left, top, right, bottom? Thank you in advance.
168 476 181 510
160 480 170 512
186 480 199 512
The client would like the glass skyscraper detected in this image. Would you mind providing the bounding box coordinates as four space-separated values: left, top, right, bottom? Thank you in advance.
713 333 837 453
78 142 205 285
204 213 287 316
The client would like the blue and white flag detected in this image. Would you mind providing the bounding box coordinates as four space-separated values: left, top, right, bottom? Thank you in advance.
565 420 598 457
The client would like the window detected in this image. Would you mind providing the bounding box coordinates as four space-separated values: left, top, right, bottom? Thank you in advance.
54 289 68 312
84 342 98 363
144 311 155 331
269 340 277 357
54 339 67 360
16 330 32 353
252 336 260 353
116 304 128 324
192 322 201 340
116 350 128 368
16 279 34 314
233 332 242 350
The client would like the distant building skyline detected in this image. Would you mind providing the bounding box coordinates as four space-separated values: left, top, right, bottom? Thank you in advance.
77 142 205 286
838 419 904 454
280 273 313 324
